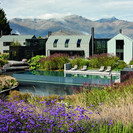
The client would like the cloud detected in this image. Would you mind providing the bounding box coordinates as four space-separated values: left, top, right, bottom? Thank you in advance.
1 0 133 21
36 13 72 19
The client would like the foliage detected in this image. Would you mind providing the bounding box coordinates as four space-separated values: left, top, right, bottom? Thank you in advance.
0 96 132 132
28 55 46 70
0 59 8 68
39 53 70 70
0 53 9 60
115 60 127 70
129 59 133 65
70 57 89 69
9 90 31 102
0 8 12 36
0 76 18 91
10 40 21 46
0 73 133 132
0 53 9 68
89 53 119 69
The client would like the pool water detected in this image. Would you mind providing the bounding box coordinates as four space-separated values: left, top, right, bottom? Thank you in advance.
18 81 77 96
13 70 120 96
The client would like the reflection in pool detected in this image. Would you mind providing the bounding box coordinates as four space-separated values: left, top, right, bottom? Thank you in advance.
13 70 120 96
18 82 79 96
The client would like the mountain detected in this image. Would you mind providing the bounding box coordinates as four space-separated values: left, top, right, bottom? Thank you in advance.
9 15 133 39
96 17 118 23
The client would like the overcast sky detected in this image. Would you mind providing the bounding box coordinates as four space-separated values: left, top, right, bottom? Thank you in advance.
0 0 133 21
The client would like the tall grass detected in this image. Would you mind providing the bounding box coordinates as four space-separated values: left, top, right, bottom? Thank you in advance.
3 73 133 132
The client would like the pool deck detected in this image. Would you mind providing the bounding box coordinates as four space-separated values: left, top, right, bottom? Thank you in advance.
64 69 120 83
64 69 120 76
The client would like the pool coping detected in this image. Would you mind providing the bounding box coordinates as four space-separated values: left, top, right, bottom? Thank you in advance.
64 70 120 76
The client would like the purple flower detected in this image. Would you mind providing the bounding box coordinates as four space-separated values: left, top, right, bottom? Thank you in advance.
89 112 93 114
60 97 64 100
100 103 103 105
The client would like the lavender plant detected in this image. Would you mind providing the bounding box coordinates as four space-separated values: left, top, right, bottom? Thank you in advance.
0 97 132 133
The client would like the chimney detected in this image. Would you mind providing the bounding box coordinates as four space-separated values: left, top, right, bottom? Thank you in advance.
91 27 94 56
48 31 52 37
119 29 122 34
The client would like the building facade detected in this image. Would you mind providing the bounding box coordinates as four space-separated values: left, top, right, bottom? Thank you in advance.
0 35 33 54
9 36 47 61
107 33 133 63
46 35 92 58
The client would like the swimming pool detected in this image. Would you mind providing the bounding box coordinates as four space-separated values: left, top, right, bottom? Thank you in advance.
13 70 120 96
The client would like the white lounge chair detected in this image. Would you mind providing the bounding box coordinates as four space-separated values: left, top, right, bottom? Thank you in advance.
99 66 104 72
105 66 111 72
71 65 78 70
80 65 87 71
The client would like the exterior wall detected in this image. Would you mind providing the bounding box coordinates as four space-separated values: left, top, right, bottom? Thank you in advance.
107 33 133 63
0 41 26 54
46 35 91 58
0 35 33 54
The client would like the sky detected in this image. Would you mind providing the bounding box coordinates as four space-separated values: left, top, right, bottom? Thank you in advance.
0 0 133 21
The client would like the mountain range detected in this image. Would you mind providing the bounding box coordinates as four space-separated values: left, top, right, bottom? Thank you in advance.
9 15 133 39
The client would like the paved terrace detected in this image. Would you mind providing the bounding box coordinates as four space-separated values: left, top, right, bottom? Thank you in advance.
64 69 120 76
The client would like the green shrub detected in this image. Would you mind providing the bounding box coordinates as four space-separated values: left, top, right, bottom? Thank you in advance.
71 57 89 69
28 55 46 70
89 53 119 69
0 53 9 60
115 60 127 70
9 90 31 102
0 59 8 67
39 53 70 70
10 40 21 46
129 59 133 65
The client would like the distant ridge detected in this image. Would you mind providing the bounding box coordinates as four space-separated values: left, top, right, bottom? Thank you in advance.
9 15 133 39
95 17 119 23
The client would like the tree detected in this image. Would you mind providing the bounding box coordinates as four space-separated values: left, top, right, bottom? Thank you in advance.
0 8 12 36
10 40 21 46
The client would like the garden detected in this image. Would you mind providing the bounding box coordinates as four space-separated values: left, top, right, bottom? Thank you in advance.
0 53 133 132
27 53 128 71
0 72 133 132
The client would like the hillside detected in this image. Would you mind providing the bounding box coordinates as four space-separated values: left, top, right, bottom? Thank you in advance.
9 15 133 39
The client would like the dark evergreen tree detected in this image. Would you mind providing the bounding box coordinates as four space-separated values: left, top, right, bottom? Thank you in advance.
0 8 12 36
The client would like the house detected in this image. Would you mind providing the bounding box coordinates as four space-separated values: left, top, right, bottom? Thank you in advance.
9 36 47 60
46 35 92 58
46 27 110 58
0 35 34 54
107 33 133 63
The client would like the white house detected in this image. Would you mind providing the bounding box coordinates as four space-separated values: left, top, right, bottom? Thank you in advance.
0 35 33 54
46 35 92 58
107 33 133 64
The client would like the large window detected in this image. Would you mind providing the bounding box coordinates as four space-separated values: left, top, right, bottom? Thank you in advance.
65 39 70 48
3 42 11 46
94 39 109 54
53 39 58 47
77 39 81 47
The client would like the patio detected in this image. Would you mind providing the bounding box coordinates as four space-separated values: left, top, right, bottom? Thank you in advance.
64 69 120 76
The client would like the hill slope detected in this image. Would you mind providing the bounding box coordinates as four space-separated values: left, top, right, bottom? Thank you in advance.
9 15 133 39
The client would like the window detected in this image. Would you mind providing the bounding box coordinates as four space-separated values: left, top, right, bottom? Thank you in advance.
77 39 81 47
116 40 124 49
53 39 58 47
3 50 9 53
3 42 11 46
65 39 70 48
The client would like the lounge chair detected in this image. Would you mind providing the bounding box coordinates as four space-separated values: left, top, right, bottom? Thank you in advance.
105 66 111 72
99 66 104 72
80 65 87 71
71 65 78 70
